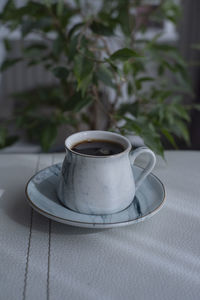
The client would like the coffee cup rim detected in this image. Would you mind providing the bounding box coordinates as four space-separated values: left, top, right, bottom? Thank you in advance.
65 130 132 158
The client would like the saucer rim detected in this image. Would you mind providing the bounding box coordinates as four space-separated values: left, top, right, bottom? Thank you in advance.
25 163 166 226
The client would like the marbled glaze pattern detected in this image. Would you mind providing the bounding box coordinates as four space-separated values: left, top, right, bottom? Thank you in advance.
57 149 135 214
57 131 156 215
26 163 165 229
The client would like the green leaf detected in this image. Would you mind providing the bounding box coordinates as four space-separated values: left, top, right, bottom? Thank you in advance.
15 2 46 19
194 104 200 111
54 113 78 126
68 34 78 59
122 118 164 156
191 44 200 51
123 61 132 75
90 21 114 36
77 73 93 96
110 48 141 61
74 51 94 93
57 0 64 17
44 0 51 9
0 126 18 149
96 65 114 88
74 96 92 112
118 102 140 117
27 59 40 66
127 82 133 95
81 113 91 125
63 92 92 112
158 64 165 76
125 117 164 157
52 66 69 80
135 76 154 90
174 72 193 95
21 18 52 37
40 124 57 152
162 1 181 24
0 57 22 72
0 0 15 21
23 43 47 56
74 52 93 79
161 128 177 149
60 6 79 28
124 118 142 134
137 76 154 82
141 133 164 157
131 60 145 76
3 135 18 148
3 38 11 51
12 85 64 109
24 43 47 52
52 36 65 56
161 60 177 72
21 20 36 36
150 44 177 52
175 120 190 145
68 22 84 39
167 51 187 67
171 103 190 122
151 89 173 101
117 2 131 36
98 10 118 27
0 127 7 147
107 60 118 72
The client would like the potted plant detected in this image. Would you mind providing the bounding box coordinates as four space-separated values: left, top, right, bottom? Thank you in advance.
0 0 193 156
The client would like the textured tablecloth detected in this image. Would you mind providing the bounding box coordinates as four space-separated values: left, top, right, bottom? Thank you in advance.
0 151 200 300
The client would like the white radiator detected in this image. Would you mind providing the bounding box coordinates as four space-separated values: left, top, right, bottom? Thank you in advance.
0 39 55 118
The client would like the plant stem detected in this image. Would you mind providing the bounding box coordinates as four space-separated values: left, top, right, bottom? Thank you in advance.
98 36 122 110
76 19 105 63
45 4 67 41
92 85 120 130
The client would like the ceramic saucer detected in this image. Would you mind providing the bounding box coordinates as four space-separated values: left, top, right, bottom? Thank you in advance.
25 163 165 228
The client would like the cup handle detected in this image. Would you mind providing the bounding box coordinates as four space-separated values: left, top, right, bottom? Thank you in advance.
129 146 156 191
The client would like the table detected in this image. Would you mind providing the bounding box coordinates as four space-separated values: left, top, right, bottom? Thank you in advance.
0 151 200 300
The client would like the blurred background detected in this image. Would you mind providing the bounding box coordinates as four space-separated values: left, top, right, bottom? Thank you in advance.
0 0 199 154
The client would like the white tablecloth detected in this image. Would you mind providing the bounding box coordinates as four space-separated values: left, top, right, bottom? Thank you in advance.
0 151 200 300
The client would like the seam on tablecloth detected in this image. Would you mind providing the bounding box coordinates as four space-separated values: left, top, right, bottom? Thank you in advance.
47 219 52 300
47 154 54 300
23 154 40 300
22 208 33 300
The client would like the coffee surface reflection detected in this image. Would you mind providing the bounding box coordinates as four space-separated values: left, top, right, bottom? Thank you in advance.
72 139 125 156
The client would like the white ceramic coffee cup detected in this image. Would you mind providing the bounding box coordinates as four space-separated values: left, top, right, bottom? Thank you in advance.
57 130 156 215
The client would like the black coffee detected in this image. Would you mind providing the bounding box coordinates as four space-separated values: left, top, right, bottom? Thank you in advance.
72 140 124 156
